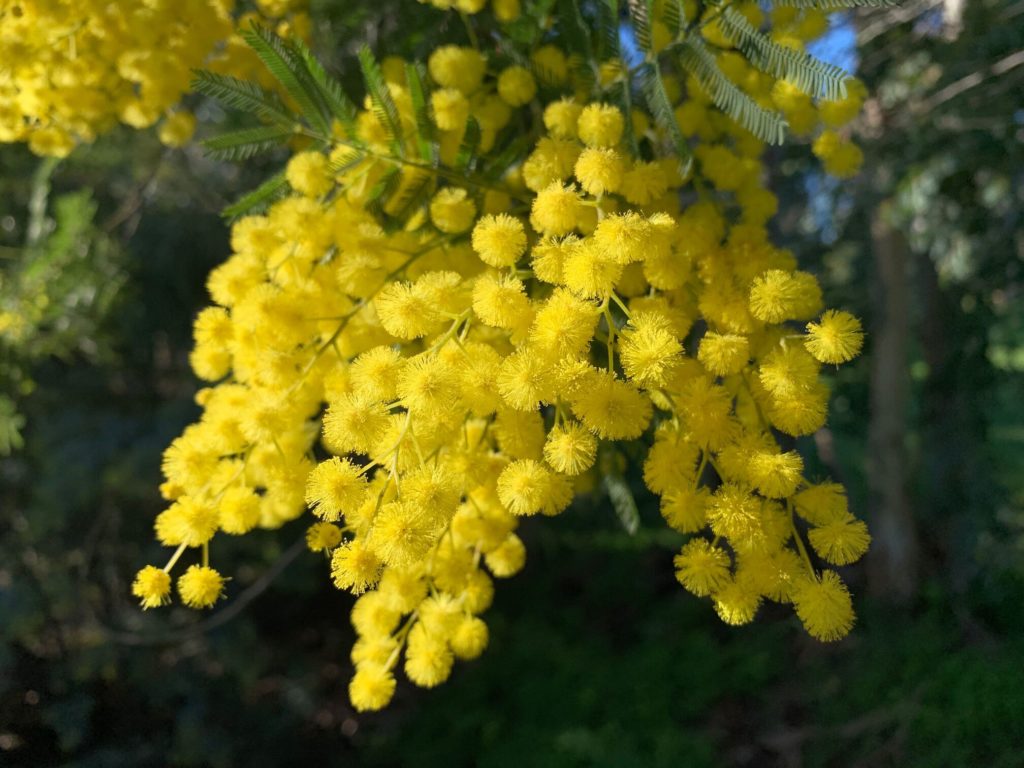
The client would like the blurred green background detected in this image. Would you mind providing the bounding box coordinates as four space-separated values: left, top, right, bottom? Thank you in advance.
2 2 1024 766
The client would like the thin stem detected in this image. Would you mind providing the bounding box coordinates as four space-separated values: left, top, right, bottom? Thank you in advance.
163 543 188 573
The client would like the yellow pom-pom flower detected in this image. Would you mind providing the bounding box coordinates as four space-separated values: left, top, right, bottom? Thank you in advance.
805 310 865 364
698 332 749 376
349 663 397 711
132 566 172 609
674 539 731 597
430 187 477 233
792 571 855 641
543 421 598 475
177 565 226 609
577 103 625 147
472 214 527 267
574 147 625 196
808 516 872 565
497 65 537 106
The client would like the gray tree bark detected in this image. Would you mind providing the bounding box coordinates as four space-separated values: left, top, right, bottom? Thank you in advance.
866 203 919 602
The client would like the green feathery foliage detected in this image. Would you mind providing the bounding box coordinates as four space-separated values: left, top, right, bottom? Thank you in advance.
716 5 850 100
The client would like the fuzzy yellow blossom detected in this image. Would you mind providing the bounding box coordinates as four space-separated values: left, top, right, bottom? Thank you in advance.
805 310 865 364
792 571 855 641
531 183 583 236
542 422 596 475
472 214 527 267
137 0 874 716
674 539 731 596
430 188 477 233
132 566 172 609
431 88 470 130
177 565 226 609
577 103 625 147
349 663 397 711
574 147 625 196
497 66 537 106
543 99 582 138
698 332 749 376
619 312 683 388
286 151 332 198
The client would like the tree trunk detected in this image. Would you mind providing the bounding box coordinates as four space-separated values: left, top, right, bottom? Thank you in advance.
866 203 918 602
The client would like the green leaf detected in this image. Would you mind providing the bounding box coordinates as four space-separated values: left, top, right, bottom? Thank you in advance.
627 0 654 52
0 396 25 456
717 6 849 100
288 34 359 135
607 78 640 157
366 166 403 222
596 0 622 60
327 145 368 175
556 0 597 91
771 0 901 7
480 130 532 181
202 124 295 161
358 46 406 156
241 24 332 136
638 61 692 172
603 474 640 535
190 70 294 127
385 169 435 228
663 0 686 37
556 0 595 60
672 36 788 145
221 171 289 220
405 62 437 163
455 117 482 172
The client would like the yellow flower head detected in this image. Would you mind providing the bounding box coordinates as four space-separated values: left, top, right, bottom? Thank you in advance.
543 99 582 139
531 182 583 236
792 571 855 642
132 566 172 609
497 65 537 106
577 103 624 147
177 565 226 609
430 187 477 233
674 539 731 596
805 310 864 364
574 147 625 196
472 214 527 267
543 421 598 475
349 663 397 711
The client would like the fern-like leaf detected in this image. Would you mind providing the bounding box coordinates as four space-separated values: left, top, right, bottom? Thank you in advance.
607 78 640 156
596 0 622 60
405 63 437 163
288 34 359 135
663 0 686 36
241 25 332 136
717 6 849 100
366 166 403 222
556 0 594 61
455 117 482 172
672 36 788 145
771 0 901 7
221 171 289 220
358 46 405 156
202 124 295 161
190 70 294 128
627 0 654 52
603 474 640 535
384 168 434 227
638 61 692 171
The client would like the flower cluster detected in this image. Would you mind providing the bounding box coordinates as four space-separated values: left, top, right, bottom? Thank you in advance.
132 0 870 712
0 0 309 156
